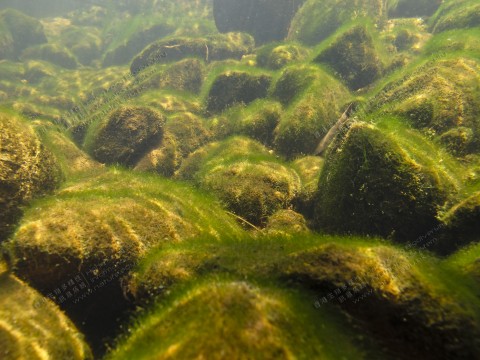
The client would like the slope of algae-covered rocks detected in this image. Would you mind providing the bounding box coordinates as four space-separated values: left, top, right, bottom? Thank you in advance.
0 111 62 242
122 234 480 360
0 261 92 360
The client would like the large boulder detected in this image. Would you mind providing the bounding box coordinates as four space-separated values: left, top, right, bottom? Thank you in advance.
85 105 165 167
0 113 62 242
314 120 456 243
0 9 47 59
21 44 78 69
429 0 480 33
388 0 442 18
213 0 306 45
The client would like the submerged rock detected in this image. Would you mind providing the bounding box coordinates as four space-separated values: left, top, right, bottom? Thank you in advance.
388 0 442 18
314 121 454 242
264 209 309 236
0 265 92 359
177 137 301 226
130 33 254 75
256 42 310 70
0 113 62 242
0 9 47 60
213 0 306 45
21 44 78 69
288 0 386 45
430 0 480 33
86 105 165 167
314 25 384 90
205 70 272 114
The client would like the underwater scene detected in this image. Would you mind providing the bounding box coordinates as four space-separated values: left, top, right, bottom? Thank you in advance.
1 0 480 359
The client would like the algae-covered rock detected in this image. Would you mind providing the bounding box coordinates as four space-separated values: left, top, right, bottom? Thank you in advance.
372 57 480 153
213 0 306 45
314 25 384 90
108 279 367 360
441 191 480 251
103 23 174 67
291 156 324 217
130 32 254 75
135 112 211 176
86 106 165 167
388 0 442 18
0 113 62 242
23 60 55 83
177 137 301 226
60 26 103 66
430 0 480 34
288 0 386 45
277 242 480 359
21 44 78 69
272 66 350 158
205 70 272 114
6 170 244 292
256 42 310 70
314 121 454 242
264 209 309 236
0 268 92 359
0 9 47 59
439 127 475 156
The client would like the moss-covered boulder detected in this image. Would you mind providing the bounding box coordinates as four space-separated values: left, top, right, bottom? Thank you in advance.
372 57 480 154
276 242 480 359
288 0 386 45
85 105 165 167
177 137 301 226
6 170 244 292
130 33 254 75
108 279 368 359
23 60 55 83
388 0 442 18
314 120 456 242
0 112 62 242
264 209 309 236
205 70 272 114
0 266 92 359
135 112 211 176
441 191 480 251
429 0 480 34
272 65 350 158
60 26 103 66
213 0 306 45
21 44 78 69
103 23 174 67
0 9 47 59
291 156 324 217
423 28 480 58
256 42 310 70
314 25 385 90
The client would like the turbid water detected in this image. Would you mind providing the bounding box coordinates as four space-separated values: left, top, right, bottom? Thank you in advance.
1 0 480 359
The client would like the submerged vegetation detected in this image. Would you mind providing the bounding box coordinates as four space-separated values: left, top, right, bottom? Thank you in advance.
1 0 480 358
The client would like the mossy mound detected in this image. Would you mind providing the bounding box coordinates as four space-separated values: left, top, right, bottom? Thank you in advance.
429 0 480 33
441 191 480 251
0 9 47 59
85 105 165 167
135 59 206 94
103 23 175 67
0 112 62 242
445 242 480 285
272 66 350 158
21 44 78 69
264 209 309 236
130 32 254 75
177 137 301 226
277 242 480 359
291 156 324 217
256 42 310 70
108 279 367 360
388 0 442 18
288 0 386 46
372 57 480 153
213 0 306 45
205 70 272 114
423 28 480 57
0 269 92 359
23 60 55 83
135 112 211 176
60 26 103 66
381 18 430 54
6 169 245 292
314 120 456 243
133 89 203 115
314 25 385 90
